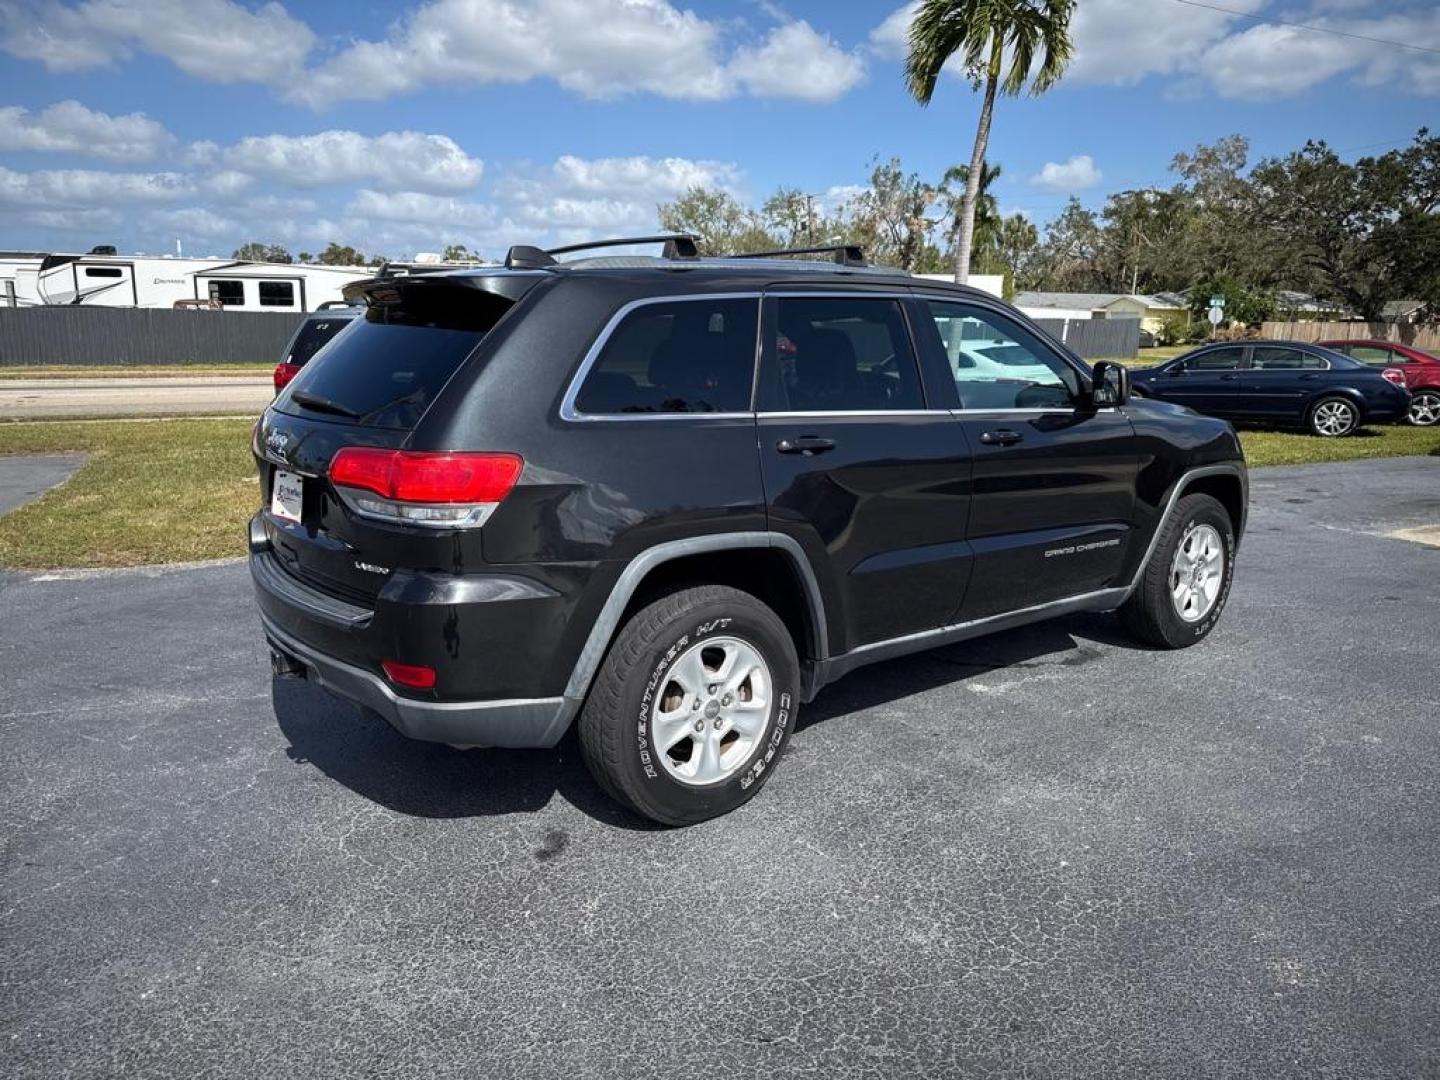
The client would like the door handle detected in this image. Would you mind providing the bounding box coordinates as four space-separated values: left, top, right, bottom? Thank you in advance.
1219 374 1239 381
776 435 836 456
979 428 1023 446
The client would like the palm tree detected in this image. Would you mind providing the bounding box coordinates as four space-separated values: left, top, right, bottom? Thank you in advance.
905 0 1076 284
941 161 1001 271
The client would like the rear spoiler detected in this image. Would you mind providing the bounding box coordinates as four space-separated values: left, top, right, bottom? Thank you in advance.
342 272 542 307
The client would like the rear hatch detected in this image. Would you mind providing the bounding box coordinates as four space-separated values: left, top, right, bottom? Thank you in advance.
255 274 533 604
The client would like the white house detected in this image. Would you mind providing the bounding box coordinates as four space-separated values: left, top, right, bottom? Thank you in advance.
913 273 1005 299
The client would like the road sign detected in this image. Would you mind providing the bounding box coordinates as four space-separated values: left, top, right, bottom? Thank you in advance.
1209 294 1226 309
1208 306 1225 326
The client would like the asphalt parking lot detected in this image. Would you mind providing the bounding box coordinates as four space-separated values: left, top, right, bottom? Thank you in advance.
3 456 1438 1079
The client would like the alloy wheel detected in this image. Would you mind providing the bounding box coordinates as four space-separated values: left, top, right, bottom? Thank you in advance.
1169 523 1224 623
1408 390 1440 427
1312 400 1356 436
650 637 772 786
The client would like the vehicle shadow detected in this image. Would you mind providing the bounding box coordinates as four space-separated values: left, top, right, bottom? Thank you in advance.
272 611 1137 827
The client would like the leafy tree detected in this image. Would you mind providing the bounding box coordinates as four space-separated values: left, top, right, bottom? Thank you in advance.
849 157 938 271
297 251 313 264
1248 133 1440 319
232 242 292 264
317 242 365 266
939 161 1001 272
1097 188 1190 293
1034 197 1102 291
1188 273 1274 327
657 187 775 255
993 213 1039 290
905 0 1075 284
762 188 819 247
442 243 474 263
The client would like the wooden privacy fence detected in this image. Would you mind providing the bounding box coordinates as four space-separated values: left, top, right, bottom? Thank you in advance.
1261 320 1440 350
1032 317 1140 359
0 307 304 365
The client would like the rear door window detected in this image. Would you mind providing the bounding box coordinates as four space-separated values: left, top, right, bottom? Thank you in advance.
1185 347 1244 370
284 317 354 364
763 296 924 412
573 297 758 414
276 284 512 429
1251 347 1325 370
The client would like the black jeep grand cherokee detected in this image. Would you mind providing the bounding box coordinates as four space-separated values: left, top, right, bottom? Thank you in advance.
250 236 1247 825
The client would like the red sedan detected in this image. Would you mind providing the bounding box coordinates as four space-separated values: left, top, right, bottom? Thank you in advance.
1319 339 1440 426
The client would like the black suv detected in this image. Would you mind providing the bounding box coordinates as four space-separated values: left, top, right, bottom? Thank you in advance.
250 236 1247 825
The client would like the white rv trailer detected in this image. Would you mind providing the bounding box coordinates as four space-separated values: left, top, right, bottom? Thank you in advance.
0 247 373 312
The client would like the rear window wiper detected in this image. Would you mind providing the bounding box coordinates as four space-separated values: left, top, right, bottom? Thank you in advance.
290 390 362 419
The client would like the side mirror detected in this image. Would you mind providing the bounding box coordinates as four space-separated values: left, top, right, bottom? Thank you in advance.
1090 361 1131 407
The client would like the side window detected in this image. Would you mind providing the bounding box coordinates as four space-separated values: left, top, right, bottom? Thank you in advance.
573 298 758 414
83 267 124 279
925 300 1078 410
258 281 296 307
1351 346 1404 364
1251 347 1318 370
766 297 923 412
1185 347 1244 371
207 279 245 306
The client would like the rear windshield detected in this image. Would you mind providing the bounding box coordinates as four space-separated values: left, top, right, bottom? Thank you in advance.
284 315 356 365
276 284 512 429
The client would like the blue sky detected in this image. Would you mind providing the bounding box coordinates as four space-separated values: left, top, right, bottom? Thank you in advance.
1 0 1436 260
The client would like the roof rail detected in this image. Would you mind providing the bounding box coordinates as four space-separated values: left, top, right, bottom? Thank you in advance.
548 234 699 260
730 244 868 267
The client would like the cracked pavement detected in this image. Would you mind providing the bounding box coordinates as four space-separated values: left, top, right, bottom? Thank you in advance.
2 457 1439 1078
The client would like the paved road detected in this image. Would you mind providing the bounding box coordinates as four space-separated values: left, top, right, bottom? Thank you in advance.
0 376 270 419
3 458 1438 1079
0 453 86 515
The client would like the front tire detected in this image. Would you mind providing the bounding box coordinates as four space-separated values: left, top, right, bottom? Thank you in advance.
1308 395 1359 437
1407 388 1440 427
1118 492 1235 649
578 584 800 826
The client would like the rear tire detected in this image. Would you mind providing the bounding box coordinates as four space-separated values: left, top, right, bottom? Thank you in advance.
578 585 800 826
1118 493 1235 649
1407 388 1440 427
1308 395 1359 437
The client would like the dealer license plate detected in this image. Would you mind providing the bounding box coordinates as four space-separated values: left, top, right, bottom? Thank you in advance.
270 470 304 524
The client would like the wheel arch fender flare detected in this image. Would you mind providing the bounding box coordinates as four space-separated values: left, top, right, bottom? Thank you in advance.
1122 463 1248 602
556 532 829 726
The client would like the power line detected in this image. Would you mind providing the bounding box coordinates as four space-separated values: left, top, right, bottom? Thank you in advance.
1168 0 1440 55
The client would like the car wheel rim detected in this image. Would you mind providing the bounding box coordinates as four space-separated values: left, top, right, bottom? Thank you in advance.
1170 524 1224 623
650 636 771 787
1313 401 1355 436
1410 392 1440 426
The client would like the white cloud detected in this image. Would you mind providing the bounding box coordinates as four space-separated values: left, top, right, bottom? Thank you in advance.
0 100 174 161
866 0 1439 99
728 21 865 103
345 189 498 230
221 131 483 193
1202 10 1440 99
1030 155 1101 193
0 0 314 82
0 165 192 208
295 0 733 107
495 154 743 236
868 3 916 61
142 206 240 239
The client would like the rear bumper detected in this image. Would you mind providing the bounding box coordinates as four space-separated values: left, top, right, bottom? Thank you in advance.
248 515 572 749
260 612 568 748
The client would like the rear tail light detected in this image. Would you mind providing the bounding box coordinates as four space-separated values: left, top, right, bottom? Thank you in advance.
1381 367 1406 387
273 361 302 392
382 659 436 689
328 448 522 528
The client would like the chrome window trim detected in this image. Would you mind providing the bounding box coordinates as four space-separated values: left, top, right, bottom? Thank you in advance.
758 409 950 419
558 292 764 422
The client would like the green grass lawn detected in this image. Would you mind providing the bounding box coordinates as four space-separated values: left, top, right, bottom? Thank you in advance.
0 418 257 569
0 363 272 379
0 416 1435 570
